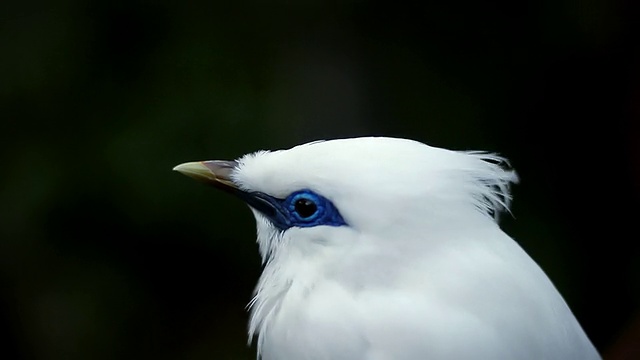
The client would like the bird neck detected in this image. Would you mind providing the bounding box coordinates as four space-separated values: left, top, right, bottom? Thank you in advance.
248 239 331 344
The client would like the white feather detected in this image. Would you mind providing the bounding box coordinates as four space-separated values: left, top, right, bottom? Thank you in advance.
228 137 599 360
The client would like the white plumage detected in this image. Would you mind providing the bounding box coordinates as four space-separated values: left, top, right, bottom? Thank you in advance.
175 137 600 360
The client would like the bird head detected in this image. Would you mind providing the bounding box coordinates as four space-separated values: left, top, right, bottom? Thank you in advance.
174 137 518 264
173 138 604 360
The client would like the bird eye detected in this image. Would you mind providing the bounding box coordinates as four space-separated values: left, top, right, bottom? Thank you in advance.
294 197 318 219
288 192 321 221
284 190 346 228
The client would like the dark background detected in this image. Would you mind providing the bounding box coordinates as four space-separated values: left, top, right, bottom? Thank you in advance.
1 0 639 359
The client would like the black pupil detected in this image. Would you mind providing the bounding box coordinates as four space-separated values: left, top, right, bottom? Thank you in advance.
294 198 317 218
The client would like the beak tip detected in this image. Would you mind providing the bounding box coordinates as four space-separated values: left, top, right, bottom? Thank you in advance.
172 160 238 190
172 163 188 172
172 161 210 180
173 162 202 174
173 160 238 192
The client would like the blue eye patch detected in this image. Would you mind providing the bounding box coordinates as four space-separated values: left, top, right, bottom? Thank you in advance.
237 189 347 231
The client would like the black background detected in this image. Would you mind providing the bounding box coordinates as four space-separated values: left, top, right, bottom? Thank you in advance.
1 0 638 359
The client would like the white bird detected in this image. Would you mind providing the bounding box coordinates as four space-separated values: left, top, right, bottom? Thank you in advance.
174 137 600 360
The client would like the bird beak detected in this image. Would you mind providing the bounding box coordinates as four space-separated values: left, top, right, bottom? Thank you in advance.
173 160 240 193
174 160 287 225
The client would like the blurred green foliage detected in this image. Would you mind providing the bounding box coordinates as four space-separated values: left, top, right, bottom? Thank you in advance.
1 0 638 359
